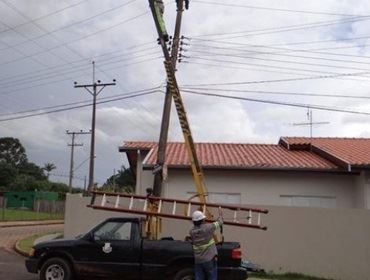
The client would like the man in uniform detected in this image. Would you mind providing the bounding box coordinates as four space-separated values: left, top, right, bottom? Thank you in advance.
189 210 223 280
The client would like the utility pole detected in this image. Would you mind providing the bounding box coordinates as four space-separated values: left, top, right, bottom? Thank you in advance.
152 0 187 197
74 61 116 193
66 130 90 193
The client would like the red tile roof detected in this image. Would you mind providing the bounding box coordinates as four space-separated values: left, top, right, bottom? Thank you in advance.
280 137 370 167
121 141 339 171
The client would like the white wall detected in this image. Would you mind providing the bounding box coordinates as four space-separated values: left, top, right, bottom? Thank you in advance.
64 194 370 280
139 169 359 209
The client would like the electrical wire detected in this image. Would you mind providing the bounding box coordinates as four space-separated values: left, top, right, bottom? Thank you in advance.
192 0 362 17
191 16 370 39
180 87 370 100
0 0 139 52
181 70 370 87
182 89 370 116
0 89 162 122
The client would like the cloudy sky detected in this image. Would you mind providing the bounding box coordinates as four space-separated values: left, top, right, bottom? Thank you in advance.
1 0 370 188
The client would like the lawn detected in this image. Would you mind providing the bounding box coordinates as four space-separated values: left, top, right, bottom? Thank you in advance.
0 208 64 221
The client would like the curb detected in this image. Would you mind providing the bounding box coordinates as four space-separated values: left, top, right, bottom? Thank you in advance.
14 240 29 257
14 232 63 257
0 220 64 228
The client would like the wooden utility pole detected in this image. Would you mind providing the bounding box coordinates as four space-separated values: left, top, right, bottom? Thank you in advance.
152 0 187 197
66 130 90 193
74 62 116 193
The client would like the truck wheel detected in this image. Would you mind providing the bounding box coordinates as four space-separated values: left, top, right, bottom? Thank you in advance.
40 257 73 280
173 268 194 280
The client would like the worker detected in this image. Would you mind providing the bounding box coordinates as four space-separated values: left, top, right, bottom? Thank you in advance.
189 210 223 280
153 0 169 41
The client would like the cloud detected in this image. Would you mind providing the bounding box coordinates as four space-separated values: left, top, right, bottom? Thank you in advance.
1 0 370 187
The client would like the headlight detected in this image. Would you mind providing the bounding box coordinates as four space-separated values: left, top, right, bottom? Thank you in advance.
29 248 35 257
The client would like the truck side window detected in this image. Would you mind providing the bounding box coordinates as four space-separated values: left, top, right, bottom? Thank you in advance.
93 221 132 241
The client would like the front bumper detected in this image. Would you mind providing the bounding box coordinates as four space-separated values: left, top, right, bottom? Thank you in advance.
219 266 248 280
25 258 39 274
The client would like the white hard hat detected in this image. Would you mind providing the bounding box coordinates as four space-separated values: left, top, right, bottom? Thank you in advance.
192 210 206 222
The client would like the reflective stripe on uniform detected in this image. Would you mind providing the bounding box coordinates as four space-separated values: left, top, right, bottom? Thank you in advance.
213 221 221 230
192 238 215 253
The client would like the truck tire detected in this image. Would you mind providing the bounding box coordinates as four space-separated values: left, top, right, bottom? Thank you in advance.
40 257 73 280
173 268 194 280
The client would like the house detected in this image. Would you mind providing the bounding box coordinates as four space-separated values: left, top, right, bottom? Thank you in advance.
119 137 370 209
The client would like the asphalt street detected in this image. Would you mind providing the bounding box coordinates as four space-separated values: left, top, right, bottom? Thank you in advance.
0 249 37 280
0 223 63 280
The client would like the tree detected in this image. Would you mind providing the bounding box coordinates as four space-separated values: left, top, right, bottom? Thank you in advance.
19 162 47 181
102 166 135 193
0 137 27 167
43 163 56 179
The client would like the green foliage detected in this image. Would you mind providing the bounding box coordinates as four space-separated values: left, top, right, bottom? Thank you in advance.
43 162 56 178
0 137 27 167
0 137 69 194
102 166 135 193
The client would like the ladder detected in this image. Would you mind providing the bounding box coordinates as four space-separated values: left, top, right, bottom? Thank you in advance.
88 191 269 230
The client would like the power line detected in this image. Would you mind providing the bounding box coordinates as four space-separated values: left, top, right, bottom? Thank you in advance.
0 86 161 117
189 42 370 67
187 49 370 73
190 37 370 60
0 0 88 35
186 56 370 82
0 89 161 122
0 9 149 67
0 0 139 53
191 16 370 39
181 70 370 87
192 0 362 17
0 55 162 96
182 89 370 116
180 87 370 100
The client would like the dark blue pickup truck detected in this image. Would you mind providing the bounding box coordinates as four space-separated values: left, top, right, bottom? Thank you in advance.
25 217 247 280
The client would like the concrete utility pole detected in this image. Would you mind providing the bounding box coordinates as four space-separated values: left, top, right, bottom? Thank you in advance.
74 61 116 193
66 130 90 193
152 0 187 197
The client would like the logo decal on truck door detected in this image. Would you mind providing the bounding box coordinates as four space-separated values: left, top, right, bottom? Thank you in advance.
102 243 112 254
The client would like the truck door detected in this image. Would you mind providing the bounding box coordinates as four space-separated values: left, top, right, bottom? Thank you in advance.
74 220 140 279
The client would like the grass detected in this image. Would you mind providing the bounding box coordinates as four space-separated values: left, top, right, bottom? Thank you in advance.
17 233 45 255
0 208 64 221
250 272 335 280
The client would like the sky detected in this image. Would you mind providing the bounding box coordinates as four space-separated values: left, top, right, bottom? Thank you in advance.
1 0 370 188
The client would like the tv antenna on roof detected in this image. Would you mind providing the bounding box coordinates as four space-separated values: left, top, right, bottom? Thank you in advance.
292 108 330 138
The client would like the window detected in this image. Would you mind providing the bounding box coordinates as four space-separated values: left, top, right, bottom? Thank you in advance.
280 195 336 209
93 221 132 241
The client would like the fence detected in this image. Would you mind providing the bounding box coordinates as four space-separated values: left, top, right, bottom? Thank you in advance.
1 198 65 221
33 200 65 214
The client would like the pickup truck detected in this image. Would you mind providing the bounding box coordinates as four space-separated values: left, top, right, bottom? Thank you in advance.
25 217 247 280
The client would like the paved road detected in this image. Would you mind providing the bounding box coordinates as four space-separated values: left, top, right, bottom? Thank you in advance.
0 224 63 279
0 249 37 280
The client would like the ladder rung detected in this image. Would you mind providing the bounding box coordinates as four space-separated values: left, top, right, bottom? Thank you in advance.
158 200 162 213
129 196 134 210
233 210 237 222
257 213 261 226
101 194 106 206
143 199 148 211
114 195 120 208
248 210 252 224
187 202 191 217
172 201 177 215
